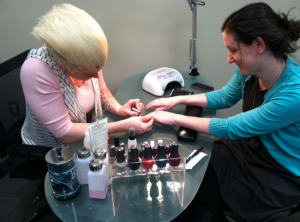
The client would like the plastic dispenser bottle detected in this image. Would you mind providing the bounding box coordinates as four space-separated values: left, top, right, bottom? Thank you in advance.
87 159 108 199
128 127 137 160
155 143 167 169
76 147 93 185
94 148 110 185
169 142 180 167
84 130 91 151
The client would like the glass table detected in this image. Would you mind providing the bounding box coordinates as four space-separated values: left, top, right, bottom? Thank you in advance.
45 70 216 222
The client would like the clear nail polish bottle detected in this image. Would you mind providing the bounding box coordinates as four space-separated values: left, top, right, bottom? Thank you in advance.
115 147 127 175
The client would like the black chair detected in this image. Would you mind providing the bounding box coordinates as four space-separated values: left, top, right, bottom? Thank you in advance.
0 50 57 222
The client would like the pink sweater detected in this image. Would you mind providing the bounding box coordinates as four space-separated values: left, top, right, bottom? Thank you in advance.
20 58 107 138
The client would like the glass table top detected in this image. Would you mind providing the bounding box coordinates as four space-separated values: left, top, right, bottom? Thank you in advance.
45 70 215 222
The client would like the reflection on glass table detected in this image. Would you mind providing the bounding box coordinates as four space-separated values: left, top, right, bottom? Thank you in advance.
44 70 216 222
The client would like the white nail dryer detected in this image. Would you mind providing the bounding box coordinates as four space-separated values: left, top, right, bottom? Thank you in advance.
142 67 185 96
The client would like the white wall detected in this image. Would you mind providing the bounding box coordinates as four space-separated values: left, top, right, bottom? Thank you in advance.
1 0 300 118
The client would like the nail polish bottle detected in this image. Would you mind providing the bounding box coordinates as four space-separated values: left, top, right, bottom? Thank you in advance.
142 144 154 170
115 147 127 175
165 144 171 157
119 141 127 159
128 127 137 152
155 143 167 169
139 143 145 158
76 147 93 185
114 137 120 147
169 142 180 167
152 145 158 157
87 159 108 199
128 145 140 171
109 145 116 164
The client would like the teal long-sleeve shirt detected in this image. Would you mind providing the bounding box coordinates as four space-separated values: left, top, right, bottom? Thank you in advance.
205 56 300 176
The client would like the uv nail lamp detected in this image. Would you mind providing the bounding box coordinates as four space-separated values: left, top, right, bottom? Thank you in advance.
142 67 185 96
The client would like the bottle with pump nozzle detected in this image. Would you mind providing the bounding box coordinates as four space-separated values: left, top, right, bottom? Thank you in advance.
84 130 91 151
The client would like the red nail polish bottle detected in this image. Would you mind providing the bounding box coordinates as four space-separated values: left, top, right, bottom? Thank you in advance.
142 144 154 170
169 142 180 167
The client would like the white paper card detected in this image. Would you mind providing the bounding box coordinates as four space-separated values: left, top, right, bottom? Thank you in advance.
186 151 207 170
88 118 108 152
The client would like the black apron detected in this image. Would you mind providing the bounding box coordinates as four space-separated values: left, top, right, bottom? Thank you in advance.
210 76 300 222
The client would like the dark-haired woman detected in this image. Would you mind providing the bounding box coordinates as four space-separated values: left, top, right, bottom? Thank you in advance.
146 2 300 222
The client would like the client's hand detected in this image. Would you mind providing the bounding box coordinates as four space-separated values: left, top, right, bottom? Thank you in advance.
145 97 180 111
149 111 179 126
125 115 154 134
118 99 144 117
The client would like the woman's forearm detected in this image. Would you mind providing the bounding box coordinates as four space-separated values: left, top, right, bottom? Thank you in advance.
100 88 122 115
174 114 211 135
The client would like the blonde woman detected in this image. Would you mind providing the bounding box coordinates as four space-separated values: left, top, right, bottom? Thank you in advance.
21 4 153 147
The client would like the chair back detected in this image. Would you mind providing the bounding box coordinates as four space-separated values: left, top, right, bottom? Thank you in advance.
0 50 30 158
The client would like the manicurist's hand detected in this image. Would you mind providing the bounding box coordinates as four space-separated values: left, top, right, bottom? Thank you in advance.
125 115 154 134
117 99 145 117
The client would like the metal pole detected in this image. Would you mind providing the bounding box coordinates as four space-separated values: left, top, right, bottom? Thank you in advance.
187 0 200 76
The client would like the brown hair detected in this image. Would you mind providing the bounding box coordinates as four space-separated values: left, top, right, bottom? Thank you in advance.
222 2 300 59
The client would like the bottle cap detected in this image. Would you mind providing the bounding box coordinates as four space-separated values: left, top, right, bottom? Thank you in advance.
119 142 125 149
94 148 107 160
114 137 120 147
140 143 146 158
165 144 171 155
109 145 116 157
157 143 166 158
130 145 139 162
144 144 153 160
152 145 158 157
77 147 91 159
170 142 180 158
89 159 103 172
116 147 125 163
129 127 136 140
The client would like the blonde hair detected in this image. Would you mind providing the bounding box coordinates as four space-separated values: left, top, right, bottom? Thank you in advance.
33 4 108 71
